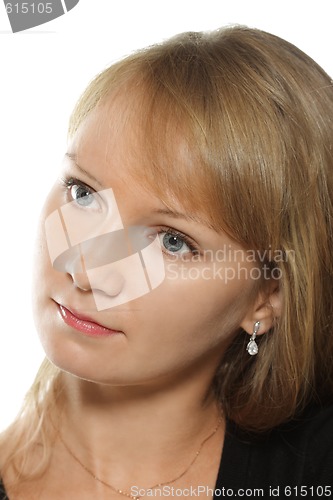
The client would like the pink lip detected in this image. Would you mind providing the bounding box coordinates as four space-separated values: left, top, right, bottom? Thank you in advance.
57 303 123 338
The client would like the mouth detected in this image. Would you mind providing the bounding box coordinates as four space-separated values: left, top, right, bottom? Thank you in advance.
56 302 124 338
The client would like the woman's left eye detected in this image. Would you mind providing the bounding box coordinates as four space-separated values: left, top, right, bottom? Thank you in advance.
158 231 197 256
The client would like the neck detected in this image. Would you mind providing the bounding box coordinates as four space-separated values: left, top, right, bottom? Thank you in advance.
56 368 224 487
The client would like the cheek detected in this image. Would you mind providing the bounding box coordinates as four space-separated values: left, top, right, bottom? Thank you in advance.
32 189 65 324
33 186 62 261
134 260 254 351
30 187 256 384
102 268 253 384
33 189 59 280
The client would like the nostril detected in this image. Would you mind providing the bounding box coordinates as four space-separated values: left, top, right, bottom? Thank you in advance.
87 254 150 311
87 267 125 297
104 271 125 296
70 271 91 292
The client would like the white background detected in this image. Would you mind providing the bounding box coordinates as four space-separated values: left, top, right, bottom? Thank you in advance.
0 0 332 431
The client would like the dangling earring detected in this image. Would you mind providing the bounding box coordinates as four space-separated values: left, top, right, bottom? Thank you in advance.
246 321 260 356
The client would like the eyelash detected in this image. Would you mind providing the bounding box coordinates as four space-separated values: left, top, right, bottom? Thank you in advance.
60 176 200 256
156 227 200 256
61 176 91 196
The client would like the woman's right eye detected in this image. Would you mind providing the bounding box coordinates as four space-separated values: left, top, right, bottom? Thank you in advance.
63 178 101 211
69 183 95 207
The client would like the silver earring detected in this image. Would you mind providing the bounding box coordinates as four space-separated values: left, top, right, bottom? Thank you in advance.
247 321 260 356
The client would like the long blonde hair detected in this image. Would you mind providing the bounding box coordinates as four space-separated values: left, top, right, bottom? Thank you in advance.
2 25 333 481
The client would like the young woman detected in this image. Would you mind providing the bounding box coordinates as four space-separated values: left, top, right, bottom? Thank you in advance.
1 25 333 499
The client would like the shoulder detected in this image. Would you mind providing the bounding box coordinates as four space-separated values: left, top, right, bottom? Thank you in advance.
276 403 333 483
280 405 333 482
221 403 333 490
265 403 333 484
274 403 333 455
275 402 333 441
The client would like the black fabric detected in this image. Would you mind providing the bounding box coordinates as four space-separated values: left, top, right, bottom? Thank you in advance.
0 478 7 500
0 404 332 499
214 403 333 498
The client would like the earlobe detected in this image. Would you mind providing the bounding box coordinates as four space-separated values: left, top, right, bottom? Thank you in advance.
246 321 260 356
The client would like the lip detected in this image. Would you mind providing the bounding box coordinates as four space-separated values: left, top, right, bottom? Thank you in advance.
56 303 123 338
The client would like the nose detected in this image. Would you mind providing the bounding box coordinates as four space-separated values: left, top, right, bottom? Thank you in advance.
68 251 125 296
70 271 91 292
70 268 125 296
67 248 91 292
45 193 166 311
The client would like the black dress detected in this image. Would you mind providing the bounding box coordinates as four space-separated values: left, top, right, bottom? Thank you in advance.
0 403 332 499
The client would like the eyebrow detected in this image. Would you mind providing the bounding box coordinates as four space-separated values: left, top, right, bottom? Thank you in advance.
65 153 212 228
65 153 106 189
153 208 213 227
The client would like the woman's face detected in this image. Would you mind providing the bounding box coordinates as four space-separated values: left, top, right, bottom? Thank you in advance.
33 100 259 388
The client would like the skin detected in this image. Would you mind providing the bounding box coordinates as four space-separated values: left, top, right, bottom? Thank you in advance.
23 96 277 498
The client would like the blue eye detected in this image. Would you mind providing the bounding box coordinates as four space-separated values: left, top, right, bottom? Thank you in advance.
159 231 196 256
63 178 101 210
70 184 95 207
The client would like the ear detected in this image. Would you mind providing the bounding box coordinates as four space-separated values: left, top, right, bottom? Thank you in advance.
240 285 282 336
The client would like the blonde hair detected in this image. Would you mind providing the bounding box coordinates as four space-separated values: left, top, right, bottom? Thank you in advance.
2 25 333 483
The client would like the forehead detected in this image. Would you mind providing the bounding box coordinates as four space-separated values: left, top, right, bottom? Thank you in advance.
71 91 164 161
69 91 217 228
